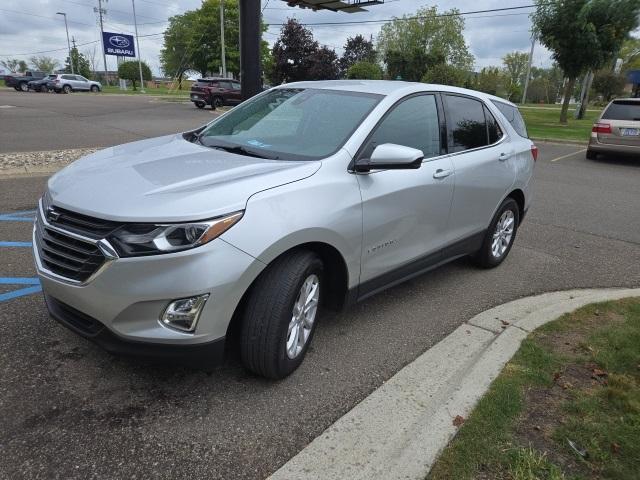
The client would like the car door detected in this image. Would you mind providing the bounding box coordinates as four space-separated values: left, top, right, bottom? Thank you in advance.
229 81 242 104
443 94 516 244
75 75 90 91
355 94 455 293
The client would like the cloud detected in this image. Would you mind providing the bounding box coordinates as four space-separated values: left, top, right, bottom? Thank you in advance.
1 0 553 76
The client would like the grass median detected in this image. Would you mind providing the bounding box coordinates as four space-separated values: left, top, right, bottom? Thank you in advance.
520 105 598 143
429 297 640 480
98 85 190 97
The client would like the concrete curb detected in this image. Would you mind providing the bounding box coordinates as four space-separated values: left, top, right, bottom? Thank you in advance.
268 287 640 480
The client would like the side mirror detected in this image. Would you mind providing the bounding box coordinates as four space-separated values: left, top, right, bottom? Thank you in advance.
354 143 424 173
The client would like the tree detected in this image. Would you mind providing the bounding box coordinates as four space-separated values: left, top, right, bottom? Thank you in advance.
271 19 339 83
84 44 99 77
503 51 529 100
29 56 59 73
339 35 376 76
592 70 626 101
347 61 383 80
377 6 474 81
118 60 152 90
533 0 640 123
1 59 27 73
64 47 91 78
422 63 467 87
620 36 640 71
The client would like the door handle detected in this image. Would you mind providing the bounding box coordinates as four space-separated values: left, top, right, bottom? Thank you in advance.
433 168 453 179
498 152 512 162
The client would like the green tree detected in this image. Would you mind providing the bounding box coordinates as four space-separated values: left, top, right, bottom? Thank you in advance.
475 67 506 96
620 36 640 71
377 6 474 81
1 59 27 73
533 0 640 123
160 9 199 86
592 70 626 101
64 47 91 78
339 35 376 76
347 61 383 80
118 60 151 90
421 63 467 87
503 51 529 86
29 56 59 73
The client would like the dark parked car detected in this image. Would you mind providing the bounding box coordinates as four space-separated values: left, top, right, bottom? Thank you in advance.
190 78 242 109
28 75 57 92
4 71 46 92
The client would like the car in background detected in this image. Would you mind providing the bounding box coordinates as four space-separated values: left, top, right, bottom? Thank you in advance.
4 71 46 92
190 78 242 109
28 75 57 93
588 98 640 159
47 74 102 94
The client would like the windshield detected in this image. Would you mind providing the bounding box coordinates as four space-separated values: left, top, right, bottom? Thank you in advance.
199 88 383 160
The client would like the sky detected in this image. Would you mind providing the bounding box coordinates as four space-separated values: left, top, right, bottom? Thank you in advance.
0 0 554 77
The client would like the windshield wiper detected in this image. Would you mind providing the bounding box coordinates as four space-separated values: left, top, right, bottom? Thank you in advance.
204 142 280 160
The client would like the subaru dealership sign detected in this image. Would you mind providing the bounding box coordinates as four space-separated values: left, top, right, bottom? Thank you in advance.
102 32 135 57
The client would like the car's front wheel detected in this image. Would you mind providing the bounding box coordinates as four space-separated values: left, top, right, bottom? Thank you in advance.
212 96 223 109
19 82 28 92
240 250 323 379
473 197 519 268
90 85 99 92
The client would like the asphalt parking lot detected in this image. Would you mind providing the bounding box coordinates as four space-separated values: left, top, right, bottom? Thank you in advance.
1 93 639 479
0 89 217 153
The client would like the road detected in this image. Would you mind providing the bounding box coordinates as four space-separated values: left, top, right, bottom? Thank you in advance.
0 94 639 479
0 89 216 153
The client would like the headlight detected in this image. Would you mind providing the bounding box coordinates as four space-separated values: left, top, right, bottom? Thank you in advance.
108 211 243 257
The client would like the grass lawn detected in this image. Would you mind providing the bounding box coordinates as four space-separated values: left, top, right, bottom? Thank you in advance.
99 85 189 97
520 105 599 143
429 297 640 480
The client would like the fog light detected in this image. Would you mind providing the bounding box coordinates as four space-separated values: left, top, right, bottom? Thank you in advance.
161 294 209 332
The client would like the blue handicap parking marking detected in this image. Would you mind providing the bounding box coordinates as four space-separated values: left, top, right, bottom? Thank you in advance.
0 209 37 222
0 277 42 302
0 241 33 247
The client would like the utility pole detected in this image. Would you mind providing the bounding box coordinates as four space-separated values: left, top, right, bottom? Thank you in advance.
239 0 261 99
71 37 77 74
96 0 109 85
220 0 227 78
131 0 145 92
521 35 535 104
56 12 74 74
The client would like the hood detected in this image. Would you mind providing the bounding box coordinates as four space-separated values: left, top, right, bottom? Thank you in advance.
48 134 321 222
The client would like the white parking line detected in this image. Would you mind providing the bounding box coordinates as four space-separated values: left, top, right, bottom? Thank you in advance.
550 148 587 162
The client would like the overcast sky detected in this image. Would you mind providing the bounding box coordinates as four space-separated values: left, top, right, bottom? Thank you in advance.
0 0 554 76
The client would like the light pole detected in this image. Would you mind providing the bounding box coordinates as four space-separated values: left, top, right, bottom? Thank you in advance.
56 12 74 74
131 0 145 92
220 1 226 78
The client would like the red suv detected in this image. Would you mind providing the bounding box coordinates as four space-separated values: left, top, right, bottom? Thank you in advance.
190 78 242 109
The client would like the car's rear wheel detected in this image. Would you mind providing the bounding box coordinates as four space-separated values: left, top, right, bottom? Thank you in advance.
213 96 223 109
586 149 597 160
90 85 99 93
62 85 71 94
19 82 28 92
195 101 206 109
240 250 323 379
473 197 519 268
40 85 49 93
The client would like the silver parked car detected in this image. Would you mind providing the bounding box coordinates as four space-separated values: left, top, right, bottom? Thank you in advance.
34 81 536 379
587 98 640 159
47 74 102 93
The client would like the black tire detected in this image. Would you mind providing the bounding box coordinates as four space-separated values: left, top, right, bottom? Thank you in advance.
212 96 223 109
40 85 49 93
240 250 323 379
90 85 99 92
585 149 597 160
472 198 520 268
14 86 20 91
19 82 28 92
62 85 71 94
195 101 206 109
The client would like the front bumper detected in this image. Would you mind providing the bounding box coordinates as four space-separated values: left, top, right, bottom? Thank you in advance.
34 218 265 352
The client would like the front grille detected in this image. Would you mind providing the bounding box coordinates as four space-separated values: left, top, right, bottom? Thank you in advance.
42 192 122 239
35 215 107 283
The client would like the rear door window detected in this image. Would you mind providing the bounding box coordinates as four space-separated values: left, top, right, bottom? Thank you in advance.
491 100 528 138
444 95 489 152
602 101 640 121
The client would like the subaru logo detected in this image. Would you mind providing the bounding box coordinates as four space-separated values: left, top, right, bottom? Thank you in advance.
109 36 130 48
46 207 61 222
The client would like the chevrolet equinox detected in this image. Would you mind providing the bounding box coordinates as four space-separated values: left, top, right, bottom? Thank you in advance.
34 81 536 379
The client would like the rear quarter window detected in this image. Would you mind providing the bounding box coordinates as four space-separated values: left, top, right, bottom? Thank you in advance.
602 101 640 121
491 100 528 138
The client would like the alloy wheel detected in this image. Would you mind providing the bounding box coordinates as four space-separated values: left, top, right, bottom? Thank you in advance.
286 274 320 359
491 210 515 258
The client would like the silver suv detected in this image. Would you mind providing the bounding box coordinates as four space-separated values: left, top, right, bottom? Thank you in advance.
34 81 535 379
48 74 102 93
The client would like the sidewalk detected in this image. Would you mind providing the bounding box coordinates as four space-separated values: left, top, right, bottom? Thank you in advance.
269 287 640 480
